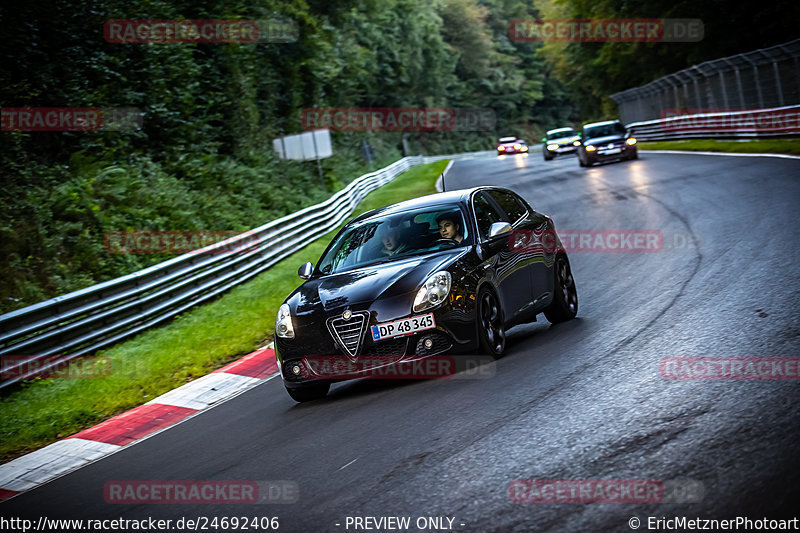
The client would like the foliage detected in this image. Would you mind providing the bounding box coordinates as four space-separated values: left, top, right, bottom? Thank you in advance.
0 0 558 312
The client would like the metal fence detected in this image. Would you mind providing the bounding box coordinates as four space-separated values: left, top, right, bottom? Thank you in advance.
0 151 491 389
626 104 800 141
611 39 800 124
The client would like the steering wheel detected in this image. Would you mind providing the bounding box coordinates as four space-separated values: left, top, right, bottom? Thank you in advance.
433 238 458 248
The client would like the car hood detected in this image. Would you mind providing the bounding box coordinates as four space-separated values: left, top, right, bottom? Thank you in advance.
549 136 580 146
584 134 626 146
290 249 468 314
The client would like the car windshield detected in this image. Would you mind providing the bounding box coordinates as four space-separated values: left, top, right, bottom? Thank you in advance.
583 122 626 140
317 205 470 275
547 129 575 140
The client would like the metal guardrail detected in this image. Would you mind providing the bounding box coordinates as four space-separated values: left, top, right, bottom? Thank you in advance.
626 105 800 141
0 151 491 389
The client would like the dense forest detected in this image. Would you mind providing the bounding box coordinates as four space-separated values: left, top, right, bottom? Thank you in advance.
1 0 797 313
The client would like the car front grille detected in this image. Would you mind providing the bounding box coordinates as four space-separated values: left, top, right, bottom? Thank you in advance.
326 312 369 357
366 337 408 357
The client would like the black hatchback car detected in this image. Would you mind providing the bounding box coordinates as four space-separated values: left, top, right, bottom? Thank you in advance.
577 120 638 167
274 187 578 402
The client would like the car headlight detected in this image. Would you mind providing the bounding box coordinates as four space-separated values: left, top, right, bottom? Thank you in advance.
547 144 559 151
626 137 637 145
275 303 295 339
585 145 596 152
573 140 581 146
413 271 451 312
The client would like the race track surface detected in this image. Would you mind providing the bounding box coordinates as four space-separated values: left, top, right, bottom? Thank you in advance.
3 151 799 532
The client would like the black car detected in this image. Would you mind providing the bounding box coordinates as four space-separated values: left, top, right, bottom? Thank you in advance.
542 127 581 161
577 120 638 167
274 187 578 402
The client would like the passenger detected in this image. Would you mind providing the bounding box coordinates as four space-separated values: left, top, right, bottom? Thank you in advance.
381 226 408 256
436 213 464 243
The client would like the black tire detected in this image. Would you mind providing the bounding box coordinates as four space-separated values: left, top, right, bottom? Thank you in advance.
629 149 638 160
578 153 587 167
286 383 330 402
543 151 553 161
476 287 506 358
544 254 578 324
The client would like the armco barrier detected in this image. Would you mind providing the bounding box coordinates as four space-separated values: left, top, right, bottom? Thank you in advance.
0 151 492 389
626 105 800 141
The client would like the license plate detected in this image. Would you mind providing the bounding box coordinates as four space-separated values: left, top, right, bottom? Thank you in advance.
371 314 435 340
600 147 621 154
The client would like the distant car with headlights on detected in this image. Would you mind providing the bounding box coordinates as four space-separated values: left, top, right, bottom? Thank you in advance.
274 187 578 402
577 120 637 167
542 127 581 161
497 137 528 155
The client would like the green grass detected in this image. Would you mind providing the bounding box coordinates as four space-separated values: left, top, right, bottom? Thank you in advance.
639 139 800 156
0 159 448 463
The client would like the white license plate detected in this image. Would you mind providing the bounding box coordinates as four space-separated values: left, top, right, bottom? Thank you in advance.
371 314 435 340
600 147 621 154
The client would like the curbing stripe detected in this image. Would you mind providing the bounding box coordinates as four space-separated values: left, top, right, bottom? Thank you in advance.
214 346 278 378
0 439 121 493
146 373 261 411
69 403 198 446
0 348 281 503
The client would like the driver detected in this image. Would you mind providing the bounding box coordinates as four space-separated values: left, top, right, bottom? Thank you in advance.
436 213 464 243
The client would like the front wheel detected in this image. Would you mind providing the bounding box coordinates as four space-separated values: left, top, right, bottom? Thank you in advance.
477 288 506 358
544 254 578 323
286 382 330 403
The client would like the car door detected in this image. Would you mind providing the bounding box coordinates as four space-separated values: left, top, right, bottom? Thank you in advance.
486 189 553 309
472 191 531 320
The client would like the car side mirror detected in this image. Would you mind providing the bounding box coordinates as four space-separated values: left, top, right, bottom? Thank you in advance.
541 137 546 143
488 222 512 240
298 262 314 279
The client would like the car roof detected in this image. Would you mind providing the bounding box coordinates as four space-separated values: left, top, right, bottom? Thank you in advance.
351 187 502 223
498 137 517 142
582 120 622 128
546 127 575 134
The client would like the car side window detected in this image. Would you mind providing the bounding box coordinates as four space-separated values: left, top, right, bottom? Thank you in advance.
488 190 528 225
473 193 506 240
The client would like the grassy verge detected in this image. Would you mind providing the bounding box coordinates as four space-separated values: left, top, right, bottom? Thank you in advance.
639 139 800 156
0 159 448 463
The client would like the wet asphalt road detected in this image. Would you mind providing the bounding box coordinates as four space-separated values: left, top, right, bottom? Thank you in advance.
2 151 800 532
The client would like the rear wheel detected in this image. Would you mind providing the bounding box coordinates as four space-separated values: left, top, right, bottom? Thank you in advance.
477 287 505 358
285 383 330 402
544 254 578 323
